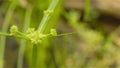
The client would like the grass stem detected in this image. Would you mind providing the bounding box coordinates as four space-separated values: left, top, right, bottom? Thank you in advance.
17 6 32 68
38 0 59 33
32 44 38 68
31 0 59 68
0 1 16 68
83 0 91 22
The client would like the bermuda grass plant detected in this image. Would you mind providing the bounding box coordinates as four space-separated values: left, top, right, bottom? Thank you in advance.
0 0 64 68
1 0 120 68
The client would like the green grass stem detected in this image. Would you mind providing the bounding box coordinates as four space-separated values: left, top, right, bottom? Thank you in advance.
83 0 91 21
32 44 38 68
31 0 59 68
38 0 59 33
17 6 33 68
0 1 16 68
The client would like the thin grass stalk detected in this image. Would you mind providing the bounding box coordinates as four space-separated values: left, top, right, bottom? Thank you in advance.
31 0 59 68
0 1 16 68
83 0 91 21
32 44 38 68
17 7 33 68
38 0 59 33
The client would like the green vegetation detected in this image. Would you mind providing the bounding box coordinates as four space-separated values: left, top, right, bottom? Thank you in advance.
0 0 120 68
